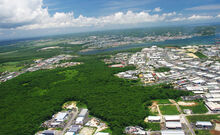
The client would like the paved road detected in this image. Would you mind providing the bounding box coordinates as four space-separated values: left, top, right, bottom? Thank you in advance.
169 99 195 135
182 114 195 135
60 108 78 135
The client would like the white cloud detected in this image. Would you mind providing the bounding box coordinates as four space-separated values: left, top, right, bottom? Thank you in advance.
0 0 48 24
0 0 216 30
188 15 213 20
185 4 220 11
170 15 213 22
19 10 172 30
153 7 162 12
217 14 220 18
0 0 174 30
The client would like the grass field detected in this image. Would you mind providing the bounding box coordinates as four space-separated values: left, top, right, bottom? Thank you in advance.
180 101 208 114
0 61 25 72
194 51 208 59
159 105 180 115
187 115 220 123
195 130 211 135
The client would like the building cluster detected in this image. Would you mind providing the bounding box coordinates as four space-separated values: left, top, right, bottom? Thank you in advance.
38 106 109 135
42 111 72 129
109 45 220 113
79 33 197 52
126 115 214 135
0 55 81 82
106 45 220 135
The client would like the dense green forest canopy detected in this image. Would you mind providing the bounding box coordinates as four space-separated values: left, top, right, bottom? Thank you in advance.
0 55 189 135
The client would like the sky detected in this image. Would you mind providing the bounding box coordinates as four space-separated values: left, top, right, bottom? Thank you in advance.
0 0 220 40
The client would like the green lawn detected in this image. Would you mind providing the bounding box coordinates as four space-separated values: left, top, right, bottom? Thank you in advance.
194 51 208 59
180 101 208 114
146 123 160 131
159 105 180 115
195 130 211 135
187 115 220 123
0 61 25 72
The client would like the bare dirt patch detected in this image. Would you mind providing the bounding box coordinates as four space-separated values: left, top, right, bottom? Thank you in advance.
215 123 220 131
62 101 77 110
149 101 158 114
210 130 220 135
177 101 198 106
79 127 96 135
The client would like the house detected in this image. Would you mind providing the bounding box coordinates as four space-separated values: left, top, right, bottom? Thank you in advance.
161 130 185 135
196 121 213 129
164 115 180 122
148 116 161 122
165 122 182 129
42 130 55 135
75 117 85 125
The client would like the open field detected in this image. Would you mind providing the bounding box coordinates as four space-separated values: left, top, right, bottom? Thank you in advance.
195 130 211 135
179 101 208 114
159 105 180 115
187 115 220 123
194 51 208 59
79 127 96 135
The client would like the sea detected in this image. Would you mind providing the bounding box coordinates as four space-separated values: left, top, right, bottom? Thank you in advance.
80 33 220 55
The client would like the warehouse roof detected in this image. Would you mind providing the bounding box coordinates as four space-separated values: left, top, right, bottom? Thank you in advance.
164 115 180 121
196 121 212 126
148 116 161 121
166 122 182 128
161 130 185 135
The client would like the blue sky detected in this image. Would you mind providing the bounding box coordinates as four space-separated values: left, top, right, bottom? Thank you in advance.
0 0 220 40
44 0 220 17
43 0 219 17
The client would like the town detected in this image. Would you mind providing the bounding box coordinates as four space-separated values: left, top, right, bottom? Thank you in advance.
0 54 82 82
105 44 220 135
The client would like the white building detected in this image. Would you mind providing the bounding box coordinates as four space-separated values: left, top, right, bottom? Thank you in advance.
75 117 85 125
55 112 68 122
148 116 161 122
205 102 220 112
164 115 180 122
165 122 182 129
196 121 212 128
161 130 185 135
